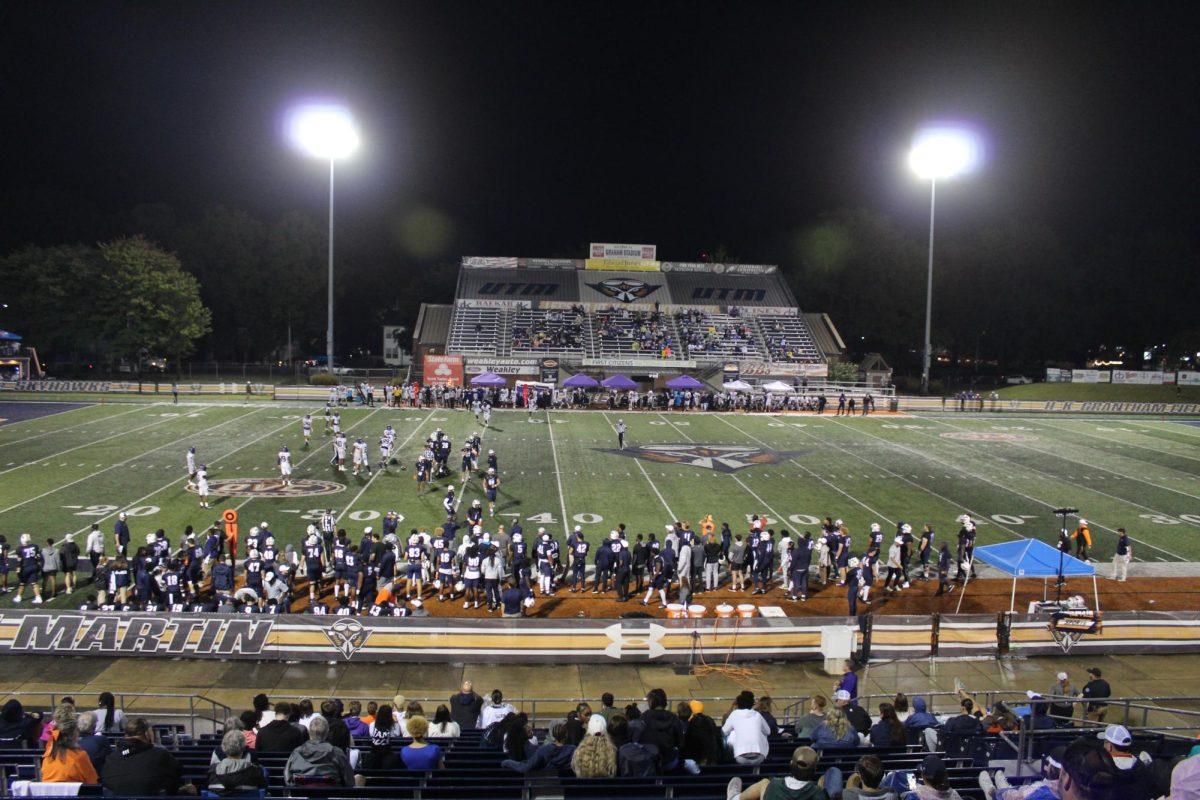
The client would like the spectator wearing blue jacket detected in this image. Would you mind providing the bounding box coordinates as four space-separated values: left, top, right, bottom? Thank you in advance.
904 697 939 729
502 722 576 773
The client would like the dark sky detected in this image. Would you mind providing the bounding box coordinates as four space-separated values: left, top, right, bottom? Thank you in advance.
2 0 1198 268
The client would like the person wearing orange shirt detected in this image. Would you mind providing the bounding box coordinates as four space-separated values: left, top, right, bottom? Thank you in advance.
1072 520 1092 561
42 714 99 784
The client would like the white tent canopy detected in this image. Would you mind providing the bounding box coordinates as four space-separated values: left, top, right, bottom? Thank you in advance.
722 380 753 392
762 380 795 393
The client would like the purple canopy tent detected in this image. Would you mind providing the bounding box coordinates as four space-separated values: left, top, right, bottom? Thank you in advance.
601 374 638 390
469 371 507 386
665 375 704 390
562 374 599 388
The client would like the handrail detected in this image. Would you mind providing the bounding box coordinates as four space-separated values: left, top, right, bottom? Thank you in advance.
0 690 233 740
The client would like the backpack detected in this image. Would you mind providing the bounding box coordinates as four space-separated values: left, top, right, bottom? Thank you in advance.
482 721 506 749
618 742 658 777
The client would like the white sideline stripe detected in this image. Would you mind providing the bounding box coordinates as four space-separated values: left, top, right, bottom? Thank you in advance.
0 407 267 517
715 414 895 524
66 408 315 537
603 411 675 521
545 410 571 536
234 407 386 516
930 416 1200 505
1033 419 1200 467
0 407 185 478
336 409 433 524
823 416 1188 563
772 416 1025 541
0 404 147 450
657 413 787 523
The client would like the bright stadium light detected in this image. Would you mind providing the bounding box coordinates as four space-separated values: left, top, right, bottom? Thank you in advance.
909 124 981 395
287 102 360 374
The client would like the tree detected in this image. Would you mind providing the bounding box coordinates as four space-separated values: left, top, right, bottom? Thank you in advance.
98 236 211 368
0 245 106 365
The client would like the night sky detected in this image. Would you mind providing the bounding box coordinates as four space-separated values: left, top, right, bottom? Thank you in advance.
2 1 1197 273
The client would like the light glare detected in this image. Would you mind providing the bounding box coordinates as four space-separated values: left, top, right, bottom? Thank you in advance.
287 104 360 160
909 127 980 180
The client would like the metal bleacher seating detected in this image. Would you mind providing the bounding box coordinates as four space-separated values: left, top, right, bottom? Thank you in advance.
447 307 503 356
592 308 680 360
756 314 822 362
508 309 586 357
673 311 766 363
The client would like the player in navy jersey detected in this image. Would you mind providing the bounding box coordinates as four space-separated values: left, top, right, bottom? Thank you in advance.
415 454 430 494
332 532 349 597
243 549 264 607
404 534 425 599
593 536 612 594
867 523 884 561
160 562 183 606
342 545 361 604
569 534 590 592
442 486 457 519
261 535 279 581
465 501 483 530
244 527 262 560
487 449 498 474
461 544 483 609
13 533 44 604
435 544 457 602
484 469 501 516
303 529 326 604
184 534 204 596
509 532 529 588
460 445 474 482
918 524 935 580
640 543 668 608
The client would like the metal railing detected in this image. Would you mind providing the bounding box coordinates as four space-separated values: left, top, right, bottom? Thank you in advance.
0 691 233 740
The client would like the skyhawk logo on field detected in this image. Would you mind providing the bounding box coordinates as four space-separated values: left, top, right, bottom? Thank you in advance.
324 618 372 659
187 478 346 498
602 444 800 473
586 278 661 303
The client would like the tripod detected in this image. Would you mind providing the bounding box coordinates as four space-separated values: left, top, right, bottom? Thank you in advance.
1053 507 1079 603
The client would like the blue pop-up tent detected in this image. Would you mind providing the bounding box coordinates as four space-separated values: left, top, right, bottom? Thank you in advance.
963 538 1098 612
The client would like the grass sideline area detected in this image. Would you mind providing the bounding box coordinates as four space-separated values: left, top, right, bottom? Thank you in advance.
995 383 1200 402
1 399 1198 611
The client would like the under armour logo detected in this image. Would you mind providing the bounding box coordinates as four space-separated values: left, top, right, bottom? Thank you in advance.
324 618 372 659
603 623 667 660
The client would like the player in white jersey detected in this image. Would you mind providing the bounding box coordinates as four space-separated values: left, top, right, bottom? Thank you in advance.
278 446 293 485
378 434 391 471
323 404 333 434
332 412 341 435
196 465 210 508
482 403 492 427
352 438 368 476
332 433 347 471
302 414 313 447
185 447 197 488
472 399 482 421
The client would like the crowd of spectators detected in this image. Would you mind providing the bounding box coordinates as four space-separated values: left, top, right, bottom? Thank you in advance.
511 308 585 351
675 309 759 357
595 307 675 357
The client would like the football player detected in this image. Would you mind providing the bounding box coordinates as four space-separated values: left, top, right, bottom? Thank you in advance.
13 533 44 604
302 414 313 447
415 452 430 494
243 548 264 609
569 532 590 592
303 527 326 603
378 433 392 472
331 432 347 471
196 464 210 508
487 449 498 474
331 530 349 595
640 541 667 608
323 403 334 434
332 411 342 435
461 543 483 609
352 438 368 476
459 444 474 482
482 402 492 428
404 533 425 599
484 468 501 516
185 446 197 489
442 485 457 519
278 445 293 486
466 499 484 529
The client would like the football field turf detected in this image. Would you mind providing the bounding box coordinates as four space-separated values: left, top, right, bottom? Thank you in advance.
1 399 1198 609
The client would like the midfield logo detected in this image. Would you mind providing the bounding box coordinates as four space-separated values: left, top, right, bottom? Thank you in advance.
324 618 372 659
188 478 345 498
586 278 661 303
602 444 800 473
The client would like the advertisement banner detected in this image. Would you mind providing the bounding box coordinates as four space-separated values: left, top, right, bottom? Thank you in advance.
585 258 660 272
1071 369 1101 383
1112 370 1164 385
520 258 582 269
581 357 697 369
465 365 535 376
1045 368 1068 383
422 354 464 386
382 326 406 366
457 298 533 309
738 361 829 378
590 243 657 261
1179 371 1200 387
722 362 740 382
462 256 518 268
539 358 560 384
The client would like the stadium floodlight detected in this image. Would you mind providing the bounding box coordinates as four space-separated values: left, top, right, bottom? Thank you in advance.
910 125 981 395
287 103 360 374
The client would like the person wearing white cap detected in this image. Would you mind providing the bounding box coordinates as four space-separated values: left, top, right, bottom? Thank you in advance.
1097 724 1137 770
885 536 905 592
846 558 866 615
1047 672 1079 722
1073 519 1092 561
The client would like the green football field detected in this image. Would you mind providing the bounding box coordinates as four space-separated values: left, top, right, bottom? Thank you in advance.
1 399 1198 608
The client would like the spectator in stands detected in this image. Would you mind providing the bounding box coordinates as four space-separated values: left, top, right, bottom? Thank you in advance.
596 693 620 723
1054 738 1122 800
571 715 617 778
252 693 272 729
296 698 318 728
893 695 911 724
885 754 963 800
429 705 461 738
1082 668 1112 723
942 699 984 736
236 711 258 750
681 704 724 768
400 701 425 736
838 690 873 735
94 691 125 736
812 707 860 749
480 689 516 730
502 721 575 774
639 688 683 773
41 709 98 784
320 700 351 752
101 717 191 795
1026 695 1057 730
400 715 444 770
904 697 939 730
838 754 898 800
756 696 781 736
284 715 354 787
502 712 537 761
1169 754 1200 800
565 703 594 746
796 695 829 739
727 745 830 800
206 729 267 795
76 711 111 772
256 701 306 753
449 680 484 729
870 703 906 747
342 700 369 738
980 745 1065 800
1047 672 1080 724
724 690 771 765
981 702 1019 734
0 699 40 748
368 703 402 740
208 717 245 765
1097 725 1137 771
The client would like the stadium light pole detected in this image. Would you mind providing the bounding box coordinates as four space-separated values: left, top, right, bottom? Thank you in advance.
909 127 980 395
287 104 360 373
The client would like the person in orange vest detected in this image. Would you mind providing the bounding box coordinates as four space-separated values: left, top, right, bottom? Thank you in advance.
1072 519 1092 561
700 515 715 539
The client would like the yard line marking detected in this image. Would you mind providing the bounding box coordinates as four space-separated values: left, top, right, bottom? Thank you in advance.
0 407 266 517
714 414 896 525
328 407 411 524
544 410 572 536
603 411 674 521
823 416 1188 562
0 409 188 478
64 407 323 537
1036 419 1200 465
924 416 1200 508
0 404 147 450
